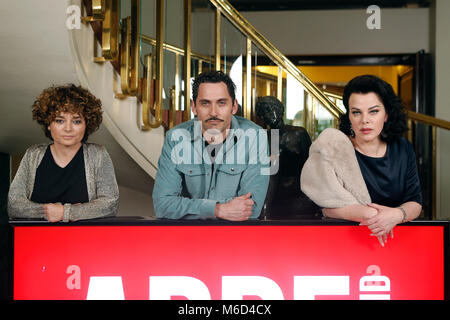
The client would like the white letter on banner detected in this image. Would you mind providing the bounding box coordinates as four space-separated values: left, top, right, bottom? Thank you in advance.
66 265 81 290
359 275 391 300
293 276 349 300
149 276 211 300
222 276 284 300
86 276 125 300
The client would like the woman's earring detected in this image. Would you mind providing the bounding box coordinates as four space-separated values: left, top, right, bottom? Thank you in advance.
350 125 355 138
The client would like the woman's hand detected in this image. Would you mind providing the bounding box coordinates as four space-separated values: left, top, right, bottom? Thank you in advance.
374 230 394 247
360 203 404 246
43 203 64 222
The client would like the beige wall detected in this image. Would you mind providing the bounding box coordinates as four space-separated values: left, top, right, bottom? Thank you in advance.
242 8 429 55
433 0 450 219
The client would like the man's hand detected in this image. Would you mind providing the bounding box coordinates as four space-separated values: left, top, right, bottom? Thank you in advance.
43 203 64 222
214 192 255 221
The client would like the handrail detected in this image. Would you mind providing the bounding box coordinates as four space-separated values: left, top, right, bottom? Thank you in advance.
405 111 449 221
141 34 276 83
323 91 344 101
209 0 342 119
406 111 448 221
407 110 450 130
140 34 211 63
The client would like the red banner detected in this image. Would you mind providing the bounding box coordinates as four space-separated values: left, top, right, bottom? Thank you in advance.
13 224 446 300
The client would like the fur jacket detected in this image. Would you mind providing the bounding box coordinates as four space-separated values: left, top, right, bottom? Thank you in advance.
300 128 371 208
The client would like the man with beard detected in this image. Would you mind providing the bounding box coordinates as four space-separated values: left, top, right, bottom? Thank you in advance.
153 71 270 220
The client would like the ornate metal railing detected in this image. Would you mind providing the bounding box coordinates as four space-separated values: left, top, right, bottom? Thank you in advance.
81 0 341 136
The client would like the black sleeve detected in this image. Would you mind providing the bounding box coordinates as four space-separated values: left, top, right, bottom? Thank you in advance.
402 140 423 205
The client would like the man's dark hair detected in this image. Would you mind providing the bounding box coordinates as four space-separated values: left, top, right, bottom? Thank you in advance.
339 74 407 142
192 70 236 104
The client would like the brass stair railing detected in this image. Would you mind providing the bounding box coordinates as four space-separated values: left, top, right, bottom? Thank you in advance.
406 111 450 220
81 0 341 135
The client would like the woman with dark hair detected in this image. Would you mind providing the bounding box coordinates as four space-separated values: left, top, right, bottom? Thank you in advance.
8 84 119 222
301 75 422 246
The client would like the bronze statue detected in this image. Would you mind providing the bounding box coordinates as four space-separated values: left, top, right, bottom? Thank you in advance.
255 96 320 219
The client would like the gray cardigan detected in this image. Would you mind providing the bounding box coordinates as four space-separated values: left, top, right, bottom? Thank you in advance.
8 143 119 221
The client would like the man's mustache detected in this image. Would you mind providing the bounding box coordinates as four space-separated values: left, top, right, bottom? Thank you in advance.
205 117 223 122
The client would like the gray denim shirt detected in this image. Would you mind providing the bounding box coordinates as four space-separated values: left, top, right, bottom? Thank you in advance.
152 115 270 219
8 143 119 221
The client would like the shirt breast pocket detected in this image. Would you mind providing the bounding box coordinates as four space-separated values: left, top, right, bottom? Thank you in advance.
177 165 206 198
215 164 247 198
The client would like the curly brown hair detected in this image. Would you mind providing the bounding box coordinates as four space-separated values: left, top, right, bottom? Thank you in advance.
32 84 103 142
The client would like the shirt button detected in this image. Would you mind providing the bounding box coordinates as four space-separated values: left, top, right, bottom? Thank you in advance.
231 168 235 172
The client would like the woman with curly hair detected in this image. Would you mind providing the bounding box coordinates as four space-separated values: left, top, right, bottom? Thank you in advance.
301 75 422 246
8 84 119 222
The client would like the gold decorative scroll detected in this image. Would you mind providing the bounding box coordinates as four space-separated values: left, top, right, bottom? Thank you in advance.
100 0 119 61
153 0 165 127
141 54 162 130
82 0 105 22
119 16 131 95
118 0 140 96
183 0 192 122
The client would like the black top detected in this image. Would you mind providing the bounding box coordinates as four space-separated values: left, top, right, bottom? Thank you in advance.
30 145 89 204
355 137 422 207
